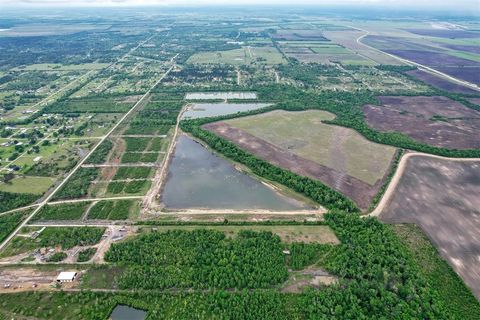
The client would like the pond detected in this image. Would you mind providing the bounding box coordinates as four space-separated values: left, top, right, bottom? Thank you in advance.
185 92 257 100
161 135 310 210
182 103 272 119
110 305 147 320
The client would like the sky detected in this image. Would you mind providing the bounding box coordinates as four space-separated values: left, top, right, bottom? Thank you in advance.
0 0 479 13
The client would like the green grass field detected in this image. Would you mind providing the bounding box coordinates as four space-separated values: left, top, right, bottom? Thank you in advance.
187 46 286 65
225 110 397 185
0 176 55 194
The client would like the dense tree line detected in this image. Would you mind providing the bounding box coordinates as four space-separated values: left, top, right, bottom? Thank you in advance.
0 210 28 243
181 120 359 212
105 229 289 290
0 191 38 213
1 213 471 319
37 227 105 250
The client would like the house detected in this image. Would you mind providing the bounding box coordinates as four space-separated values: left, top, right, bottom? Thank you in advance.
56 272 77 283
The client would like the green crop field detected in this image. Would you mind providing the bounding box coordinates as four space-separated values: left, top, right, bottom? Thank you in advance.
225 110 397 185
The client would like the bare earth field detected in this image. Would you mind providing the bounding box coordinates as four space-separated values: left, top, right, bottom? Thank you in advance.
380 156 480 299
204 110 397 209
363 35 480 84
406 69 480 94
364 96 480 149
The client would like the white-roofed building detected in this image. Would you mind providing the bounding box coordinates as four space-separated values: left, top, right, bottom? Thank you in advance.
56 272 77 282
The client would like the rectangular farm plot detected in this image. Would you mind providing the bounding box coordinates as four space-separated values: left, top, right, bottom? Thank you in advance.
32 202 90 221
87 199 139 220
364 96 480 149
107 180 151 196
205 110 397 209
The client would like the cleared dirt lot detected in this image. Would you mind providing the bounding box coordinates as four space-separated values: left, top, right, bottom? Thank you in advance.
364 96 480 149
204 110 397 210
380 156 480 299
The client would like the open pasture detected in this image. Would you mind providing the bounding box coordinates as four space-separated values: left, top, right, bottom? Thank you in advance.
278 41 374 65
380 155 480 299
187 46 286 65
0 176 55 194
364 96 480 149
205 110 397 209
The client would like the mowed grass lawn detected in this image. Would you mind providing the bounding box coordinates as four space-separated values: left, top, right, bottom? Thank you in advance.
0 176 55 194
140 225 339 244
225 110 396 185
187 46 286 65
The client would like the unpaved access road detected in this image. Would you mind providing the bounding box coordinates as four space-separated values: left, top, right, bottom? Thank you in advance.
0 53 177 252
376 153 480 300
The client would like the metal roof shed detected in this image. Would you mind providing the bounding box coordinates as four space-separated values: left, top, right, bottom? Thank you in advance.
56 272 77 282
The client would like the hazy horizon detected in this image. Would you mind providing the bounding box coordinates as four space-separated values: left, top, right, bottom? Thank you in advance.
0 0 479 14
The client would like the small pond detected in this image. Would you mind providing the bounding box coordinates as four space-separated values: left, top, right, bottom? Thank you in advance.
110 305 147 320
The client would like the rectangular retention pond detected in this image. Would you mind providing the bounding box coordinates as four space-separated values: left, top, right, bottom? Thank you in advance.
161 135 312 211
185 92 257 100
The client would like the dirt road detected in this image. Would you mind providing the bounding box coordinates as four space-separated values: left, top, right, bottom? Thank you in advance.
141 103 189 213
0 55 177 252
369 152 480 217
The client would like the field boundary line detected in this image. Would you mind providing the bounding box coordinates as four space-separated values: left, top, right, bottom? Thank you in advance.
369 152 480 217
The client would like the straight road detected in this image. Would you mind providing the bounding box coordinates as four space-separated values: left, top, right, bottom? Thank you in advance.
350 26 480 92
0 57 176 251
